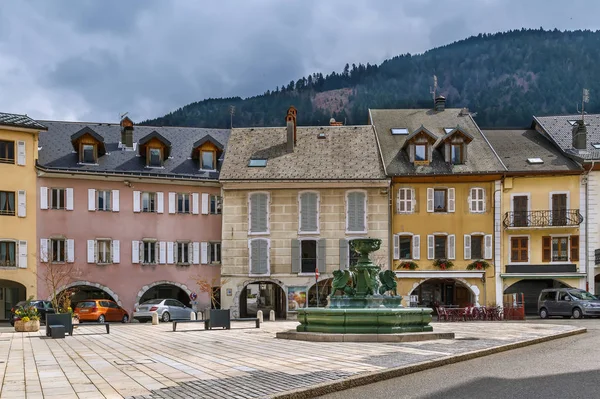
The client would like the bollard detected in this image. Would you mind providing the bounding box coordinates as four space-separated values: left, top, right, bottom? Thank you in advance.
151 312 159 325
257 310 264 323
269 309 275 321
190 311 196 320
198 311 204 320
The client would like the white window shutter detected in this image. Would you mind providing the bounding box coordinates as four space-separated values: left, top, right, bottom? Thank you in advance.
112 240 120 263
448 235 456 260
468 189 473 213
481 189 487 212
448 188 455 213
17 141 26 166
157 192 164 213
88 189 96 211
464 235 471 260
167 242 174 264
393 234 400 260
112 190 120 212
40 187 48 210
192 193 199 214
427 235 434 259
67 239 75 262
192 242 200 264
40 239 48 262
484 234 493 260
18 241 27 268
412 235 420 260
427 188 434 212
132 240 140 263
87 240 95 263
174 243 179 264
66 188 74 210
201 193 209 214
188 242 193 263
201 242 208 264
411 189 416 213
133 191 141 212
168 192 176 214
159 242 166 264
17 190 26 217
396 193 401 214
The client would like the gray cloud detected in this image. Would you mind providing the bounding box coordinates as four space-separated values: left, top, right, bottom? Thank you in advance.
1 0 599 122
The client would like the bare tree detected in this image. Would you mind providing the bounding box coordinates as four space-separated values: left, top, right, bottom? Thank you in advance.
196 276 230 309
36 252 77 313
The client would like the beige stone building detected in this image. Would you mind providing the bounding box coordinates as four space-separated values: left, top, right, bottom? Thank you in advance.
219 108 389 319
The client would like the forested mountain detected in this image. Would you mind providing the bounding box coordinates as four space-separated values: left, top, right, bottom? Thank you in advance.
142 29 600 129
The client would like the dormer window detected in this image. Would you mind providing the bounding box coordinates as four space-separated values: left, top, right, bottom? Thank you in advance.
451 144 463 164
82 144 96 164
139 131 171 169
435 126 473 165
201 150 215 170
149 148 162 167
192 135 223 172
401 126 437 166
70 126 105 165
415 144 427 161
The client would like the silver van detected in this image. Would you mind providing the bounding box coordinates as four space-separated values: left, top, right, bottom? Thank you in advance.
538 288 600 319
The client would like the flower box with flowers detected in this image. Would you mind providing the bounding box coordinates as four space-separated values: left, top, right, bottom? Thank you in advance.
466 260 491 270
398 261 419 270
432 259 454 270
14 302 41 332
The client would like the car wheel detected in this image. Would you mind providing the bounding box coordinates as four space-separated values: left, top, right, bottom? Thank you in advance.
539 308 549 319
98 314 106 323
122 314 129 323
572 307 583 319
162 312 170 322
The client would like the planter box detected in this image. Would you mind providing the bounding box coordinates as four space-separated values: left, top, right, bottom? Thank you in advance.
14 320 40 332
46 313 73 336
207 309 231 329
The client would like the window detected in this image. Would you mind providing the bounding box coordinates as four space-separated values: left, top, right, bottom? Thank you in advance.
201 150 215 170
539 291 556 301
0 140 14 164
397 188 413 213
96 240 112 264
142 241 157 264
97 190 111 211
299 192 319 233
0 191 15 216
0 241 16 267
527 158 543 164
451 144 463 164
51 239 66 263
434 189 447 212
543 236 574 262
149 148 162 167
346 191 366 232
249 193 269 234
434 236 447 259
399 236 412 259
391 128 409 135
50 188 66 210
142 192 156 212
470 188 485 213
301 240 317 273
248 159 267 167
552 237 569 262
176 242 190 264
592 143 600 149
177 193 190 214
210 195 222 215
471 235 483 259
209 242 221 264
82 144 96 164
415 144 427 161
551 193 568 226
510 237 529 263
249 239 269 275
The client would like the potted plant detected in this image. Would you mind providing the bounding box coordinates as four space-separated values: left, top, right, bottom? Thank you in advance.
197 276 231 329
466 260 491 270
433 258 454 270
37 256 77 336
398 260 419 270
14 299 41 332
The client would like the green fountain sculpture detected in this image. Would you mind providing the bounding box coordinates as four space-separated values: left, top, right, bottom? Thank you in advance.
296 238 433 333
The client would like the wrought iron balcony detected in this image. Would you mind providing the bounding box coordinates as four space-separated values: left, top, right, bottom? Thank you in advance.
503 209 583 229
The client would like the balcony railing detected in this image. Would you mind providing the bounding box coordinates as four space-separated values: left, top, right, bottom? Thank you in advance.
503 209 583 228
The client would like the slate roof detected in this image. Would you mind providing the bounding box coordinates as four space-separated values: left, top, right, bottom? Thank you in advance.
0 112 47 131
369 108 505 175
482 129 581 172
534 114 600 160
219 125 387 181
37 121 229 180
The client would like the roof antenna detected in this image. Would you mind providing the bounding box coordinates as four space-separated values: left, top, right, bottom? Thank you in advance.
430 75 438 106
229 105 235 128
581 88 589 124
120 112 129 124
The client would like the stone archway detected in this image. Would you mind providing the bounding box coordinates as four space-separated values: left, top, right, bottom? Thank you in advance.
409 278 481 306
134 280 192 308
231 278 286 318
51 280 122 307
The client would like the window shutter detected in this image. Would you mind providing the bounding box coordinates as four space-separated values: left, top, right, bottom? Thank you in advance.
40 187 48 210
412 235 420 260
347 192 357 231
481 189 487 212
411 189 416 213
112 190 120 212
259 194 268 232
448 188 455 213
67 239 75 262
159 242 166 264
484 234 493 260
168 192 176 214
201 193 209 214
464 235 471 260
396 190 401 213
317 238 326 271
393 234 400 260
541 236 551 262
112 240 120 263
259 240 269 274
88 189 96 211
40 239 48 262
570 236 579 261
356 192 366 231
66 188 74 211
427 188 434 212
192 193 199 214
173 243 179 264
167 242 174 264
133 191 141 212
201 242 208 264
87 240 95 263
448 235 455 260
300 193 318 232
192 242 200 264
132 240 140 263
157 192 164 213
339 239 348 270
468 189 474 213
291 239 300 273
17 190 26 217
188 243 193 263
154 242 159 263
250 240 260 274
17 141 26 165
18 241 27 268
427 235 434 259
250 193 268 233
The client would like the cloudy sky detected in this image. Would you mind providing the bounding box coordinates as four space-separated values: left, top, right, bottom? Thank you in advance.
1 0 598 122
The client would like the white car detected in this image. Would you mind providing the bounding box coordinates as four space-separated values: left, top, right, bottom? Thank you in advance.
133 299 193 322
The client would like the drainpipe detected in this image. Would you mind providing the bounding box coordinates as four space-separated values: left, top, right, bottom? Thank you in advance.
585 161 595 292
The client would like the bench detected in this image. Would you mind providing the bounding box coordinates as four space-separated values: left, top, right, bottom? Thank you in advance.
76 322 110 334
231 318 260 328
172 319 208 331
49 324 65 339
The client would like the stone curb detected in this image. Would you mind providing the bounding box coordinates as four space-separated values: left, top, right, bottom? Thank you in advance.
268 327 587 399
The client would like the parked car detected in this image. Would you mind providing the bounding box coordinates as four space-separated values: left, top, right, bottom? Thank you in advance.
10 300 55 326
538 288 600 319
133 299 193 322
74 299 129 323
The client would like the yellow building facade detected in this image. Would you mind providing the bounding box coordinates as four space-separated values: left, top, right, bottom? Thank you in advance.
0 114 47 320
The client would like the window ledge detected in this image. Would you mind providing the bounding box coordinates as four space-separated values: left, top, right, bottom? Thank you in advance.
0 266 18 270
249 273 270 277
346 230 368 235
298 230 320 235
298 272 318 276
77 162 99 166
199 168 217 172
96 262 113 266
145 166 165 169
396 212 414 215
176 262 190 266
469 211 486 214
248 231 270 236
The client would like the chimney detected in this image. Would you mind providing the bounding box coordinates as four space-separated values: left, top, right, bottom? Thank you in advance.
434 95 446 112
286 106 297 153
120 117 134 149
572 120 587 150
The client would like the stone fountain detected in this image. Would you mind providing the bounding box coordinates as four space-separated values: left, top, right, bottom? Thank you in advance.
295 238 433 334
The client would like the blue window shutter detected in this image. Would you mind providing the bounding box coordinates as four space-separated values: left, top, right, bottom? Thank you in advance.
356 192 365 231
317 238 326 271
339 239 348 270
291 239 300 273
300 192 318 232
258 239 269 274
347 192 357 231
250 240 261 273
250 193 268 233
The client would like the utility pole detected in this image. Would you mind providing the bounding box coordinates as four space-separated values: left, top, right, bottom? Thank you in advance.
582 88 589 124
229 105 235 128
